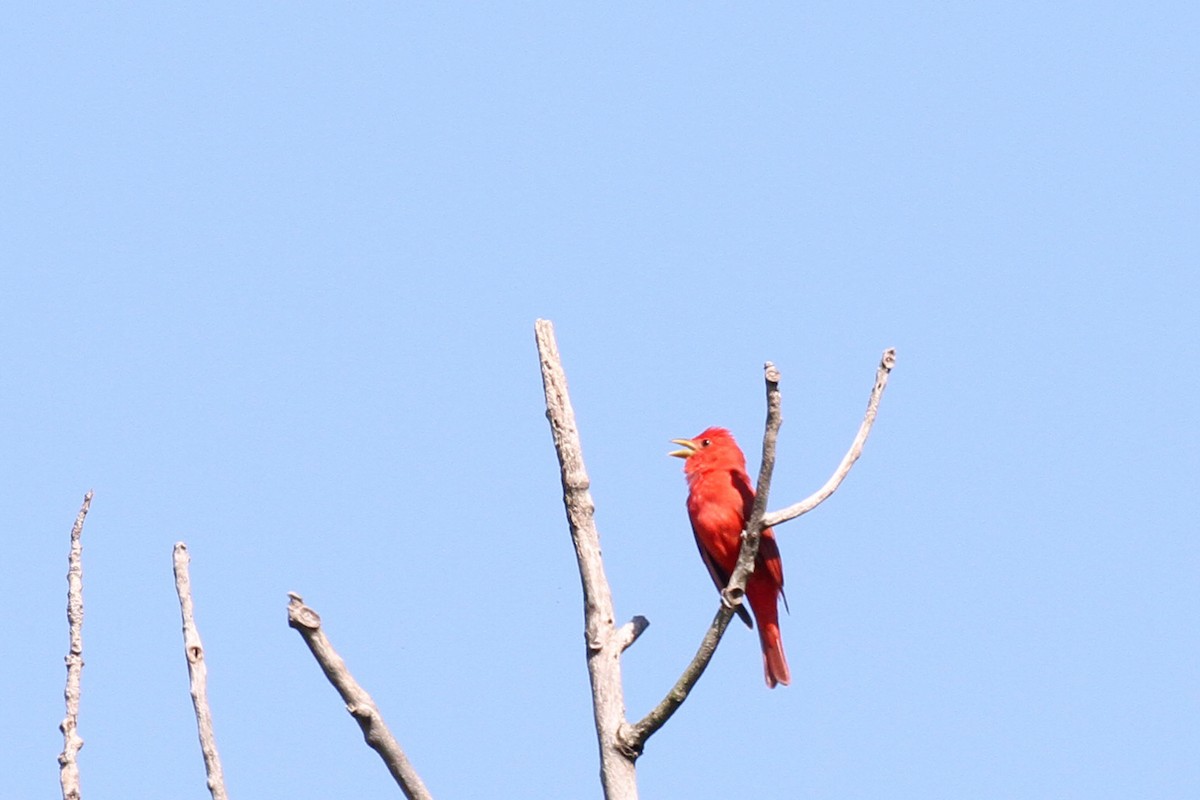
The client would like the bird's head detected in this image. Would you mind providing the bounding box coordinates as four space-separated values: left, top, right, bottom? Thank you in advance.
669 426 747 475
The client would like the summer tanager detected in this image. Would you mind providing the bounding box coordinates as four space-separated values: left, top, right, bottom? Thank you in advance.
670 427 790 688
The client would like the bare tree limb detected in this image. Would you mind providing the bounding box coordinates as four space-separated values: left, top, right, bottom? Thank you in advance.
59 490 92 800
762 348 896 529
173 543 229 800
287 593 433 800
535 319 639 798
620 363 784 753
534 325 895 775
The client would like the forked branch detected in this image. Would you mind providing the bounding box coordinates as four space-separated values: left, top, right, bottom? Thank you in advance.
619 364 783 753
762 348 895 528
622 349 894 754
535 319 895 791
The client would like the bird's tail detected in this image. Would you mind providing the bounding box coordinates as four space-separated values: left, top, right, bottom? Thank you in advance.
757 618 791 688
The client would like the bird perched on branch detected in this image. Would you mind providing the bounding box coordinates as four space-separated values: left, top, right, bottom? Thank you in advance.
670 427 790 688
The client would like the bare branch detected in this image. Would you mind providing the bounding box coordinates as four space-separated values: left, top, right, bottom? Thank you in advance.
173 543 229 800
738 360 785 571
535 319 639 797
762 348 895 528
535 332 895 771
621 364 783 752
287 593 432 800
618 602 739 753
59 490 92 800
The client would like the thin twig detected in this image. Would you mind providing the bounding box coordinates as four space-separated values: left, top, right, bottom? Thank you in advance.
59 490 92 800
535 319 639 797
173 543 229 800
620 364 783 753
737 361 784 578
762 348 895 528
287 593 433 800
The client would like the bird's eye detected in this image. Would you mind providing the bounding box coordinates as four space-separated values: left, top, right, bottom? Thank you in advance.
701 439 711 447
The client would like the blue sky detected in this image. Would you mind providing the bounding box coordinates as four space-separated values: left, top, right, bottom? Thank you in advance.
3 3 1197 798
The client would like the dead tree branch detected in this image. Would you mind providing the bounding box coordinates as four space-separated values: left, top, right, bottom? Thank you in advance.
287 593 432 800
173 543 229 800
535 319 639 798
762 348 896 529
619 364 783 753
622 349 894 752
535 320 895 785
59 490 92 800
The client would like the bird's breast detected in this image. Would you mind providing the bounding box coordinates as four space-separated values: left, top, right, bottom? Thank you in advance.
687 473 750 569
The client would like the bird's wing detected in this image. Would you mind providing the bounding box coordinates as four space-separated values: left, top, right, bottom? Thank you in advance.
730 467 788 615
696 539 754 628
757 530 788 613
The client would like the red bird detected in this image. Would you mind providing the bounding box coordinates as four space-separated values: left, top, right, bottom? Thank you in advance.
671 427 790 688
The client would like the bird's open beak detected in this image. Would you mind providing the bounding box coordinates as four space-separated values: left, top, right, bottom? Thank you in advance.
668 438 698 459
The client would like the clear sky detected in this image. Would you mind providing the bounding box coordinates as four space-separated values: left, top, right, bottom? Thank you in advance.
3 4 1197 798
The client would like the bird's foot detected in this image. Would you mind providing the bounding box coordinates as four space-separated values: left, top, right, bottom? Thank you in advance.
720 586 745 611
